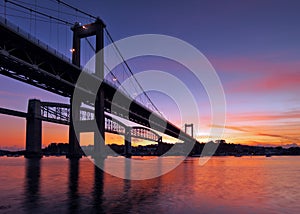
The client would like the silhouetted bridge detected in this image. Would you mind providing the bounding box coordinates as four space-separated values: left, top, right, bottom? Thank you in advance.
0 99 162 156
0 17 196 158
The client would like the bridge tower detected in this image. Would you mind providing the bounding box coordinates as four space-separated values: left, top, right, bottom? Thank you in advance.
25 99 42 158
184 123 194 138
124 127 132 157
68 18 106 159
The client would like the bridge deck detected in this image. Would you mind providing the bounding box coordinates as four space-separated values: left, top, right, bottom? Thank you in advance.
0 17 196 143
0 106 161 142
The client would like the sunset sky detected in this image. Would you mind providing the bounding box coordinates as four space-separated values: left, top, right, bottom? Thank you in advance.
0 0 299 150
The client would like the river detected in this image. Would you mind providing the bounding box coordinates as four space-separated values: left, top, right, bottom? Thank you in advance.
0 156 299 213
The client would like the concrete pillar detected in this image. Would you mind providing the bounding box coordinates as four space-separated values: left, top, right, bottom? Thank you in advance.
68 22 82 159
94 18 106 159
94 77 106 159
25 99 42 158
68 97 82 159
157 137 163 156
69 19 106 159
124 127 132 157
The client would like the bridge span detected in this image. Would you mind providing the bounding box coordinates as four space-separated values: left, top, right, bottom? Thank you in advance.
0 17 197 158
0 99 162 158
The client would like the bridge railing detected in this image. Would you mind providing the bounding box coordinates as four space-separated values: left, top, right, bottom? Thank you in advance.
0 17 197 144
0 16 72 65
40 102 70 125
39 101 163 142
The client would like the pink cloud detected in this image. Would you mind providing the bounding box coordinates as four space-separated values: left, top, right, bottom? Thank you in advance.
210 56 300 93
227 72 300 93
211 56 300 75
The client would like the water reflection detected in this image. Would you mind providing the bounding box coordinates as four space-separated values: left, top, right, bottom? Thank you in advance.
4 156 298 213
68 159 79 213
115 158 133 212
92 159 105 214
24 158 41 213
123 159 132 212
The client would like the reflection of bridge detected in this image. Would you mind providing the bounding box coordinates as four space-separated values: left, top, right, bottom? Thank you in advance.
0 14 196 158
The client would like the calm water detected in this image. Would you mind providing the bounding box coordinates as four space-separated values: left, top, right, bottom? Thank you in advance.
0 156 300 213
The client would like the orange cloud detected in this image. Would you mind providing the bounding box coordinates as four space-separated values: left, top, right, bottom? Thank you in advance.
227 110 300 122
212 123 300 146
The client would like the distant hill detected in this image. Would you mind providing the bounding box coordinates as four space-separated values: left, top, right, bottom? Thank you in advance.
0 149 25 156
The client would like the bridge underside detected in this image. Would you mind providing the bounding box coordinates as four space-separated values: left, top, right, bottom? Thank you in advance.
0 17 197 159
0 100 162 158
0 18 196 144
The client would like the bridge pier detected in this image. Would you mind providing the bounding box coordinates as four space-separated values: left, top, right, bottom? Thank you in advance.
25 99 42 159
124 127 132 157
67 98 82 159
0 17 200 161
67 22 83 159
157 137 163 156
67 22 82 159
68 19 106 159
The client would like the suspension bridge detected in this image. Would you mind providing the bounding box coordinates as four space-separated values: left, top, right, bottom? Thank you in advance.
0 0 197 158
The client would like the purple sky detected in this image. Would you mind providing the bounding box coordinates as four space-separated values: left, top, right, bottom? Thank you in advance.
0 0 299 148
